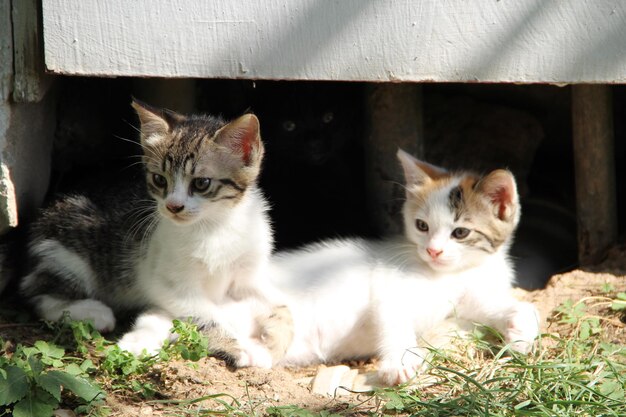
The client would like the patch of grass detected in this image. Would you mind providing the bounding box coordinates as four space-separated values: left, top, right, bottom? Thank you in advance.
611 293 626 312
364 295 626 417
261 295 626 417
3 293 625 416
267 406 345 417
64 317 211 400
372 338 625 416
149 393 247 416
0 337 106 417
0 314 215 416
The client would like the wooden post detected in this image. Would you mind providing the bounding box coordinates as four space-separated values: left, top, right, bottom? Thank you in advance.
12 0 53 102
365 83 423 236
571 84 617 265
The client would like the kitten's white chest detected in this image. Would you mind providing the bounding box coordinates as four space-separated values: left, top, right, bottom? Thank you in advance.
137 224 234 307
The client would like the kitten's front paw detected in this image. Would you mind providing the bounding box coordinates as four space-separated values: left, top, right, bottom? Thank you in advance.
377 350 426 386
235 341 273 369
66 299 116 332
117 330 164 356
505 302 540 354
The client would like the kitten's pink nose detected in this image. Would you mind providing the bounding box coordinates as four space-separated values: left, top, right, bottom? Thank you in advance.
427 248 443 259
166 203 185 214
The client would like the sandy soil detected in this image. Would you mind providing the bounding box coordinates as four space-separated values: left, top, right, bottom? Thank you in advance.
2 245 625 416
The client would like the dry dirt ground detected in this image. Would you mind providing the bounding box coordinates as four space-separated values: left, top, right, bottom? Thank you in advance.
1 245 625 416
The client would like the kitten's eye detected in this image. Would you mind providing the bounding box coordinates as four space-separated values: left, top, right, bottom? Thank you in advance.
192 177 212 192
451 227 470 239
152 173 167 188
322 112 334 124
415 219 429 232
282 121 296 132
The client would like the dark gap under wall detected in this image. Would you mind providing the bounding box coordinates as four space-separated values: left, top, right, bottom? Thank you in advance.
47 78 625 290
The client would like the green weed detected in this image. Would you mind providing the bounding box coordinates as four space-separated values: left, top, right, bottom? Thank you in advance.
4 294 625 417
0 314 215 416
0 338 105 417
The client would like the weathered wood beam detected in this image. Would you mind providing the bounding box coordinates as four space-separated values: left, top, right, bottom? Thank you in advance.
12 0 52 102
365 83 422 236
571 84 617 265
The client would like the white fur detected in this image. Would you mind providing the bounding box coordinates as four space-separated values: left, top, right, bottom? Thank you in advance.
117 310 173 355
270 237 538 385
33 295 116 332
264 166 539 385
26 239 98 295
119 187 276 363
22 240 115 331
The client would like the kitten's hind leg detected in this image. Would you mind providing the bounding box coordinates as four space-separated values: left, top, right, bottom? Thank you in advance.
199 305 294 369
258 305 294 363
200 324 274 369
457 296 539 354
31 294 116 332
21 240 116 332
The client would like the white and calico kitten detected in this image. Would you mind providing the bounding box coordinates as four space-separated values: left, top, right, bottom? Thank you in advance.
264 149 539 385
20 100 279 366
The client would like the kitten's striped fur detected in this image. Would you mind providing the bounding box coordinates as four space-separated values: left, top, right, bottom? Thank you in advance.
21 100 286 366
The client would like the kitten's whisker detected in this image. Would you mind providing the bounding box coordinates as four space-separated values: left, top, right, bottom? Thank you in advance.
123 161 147 171
140 214 160 248
124 203 158 244
123 120 142 134
113 135 141 148
385 180 411 193
131 214 158 247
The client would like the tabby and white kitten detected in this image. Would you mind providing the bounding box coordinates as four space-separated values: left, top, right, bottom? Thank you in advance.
266 149 539 385
20 100 279 366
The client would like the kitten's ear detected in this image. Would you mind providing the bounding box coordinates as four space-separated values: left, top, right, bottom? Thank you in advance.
476 169 519 222
215 114 263 166
131 99 184 146
397 148 446 186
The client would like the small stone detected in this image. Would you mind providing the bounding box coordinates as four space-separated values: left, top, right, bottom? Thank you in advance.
352 371 379 392
311 365 351 396
334 368 359 396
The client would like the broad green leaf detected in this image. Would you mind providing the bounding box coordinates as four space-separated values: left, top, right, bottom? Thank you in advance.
20 346 38 359
37 374 62 402
50 359 64 368
579 321 590 340
63 363 85 376
13 389 55 417
611 299 626 311
600 380 625 400
34 341 64 359
383 391 406 411
80 359 96 374
43 370 103 402
28 356 44 376
0 365 29 406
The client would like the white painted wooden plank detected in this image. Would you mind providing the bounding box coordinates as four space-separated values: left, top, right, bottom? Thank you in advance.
42 0 626 83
